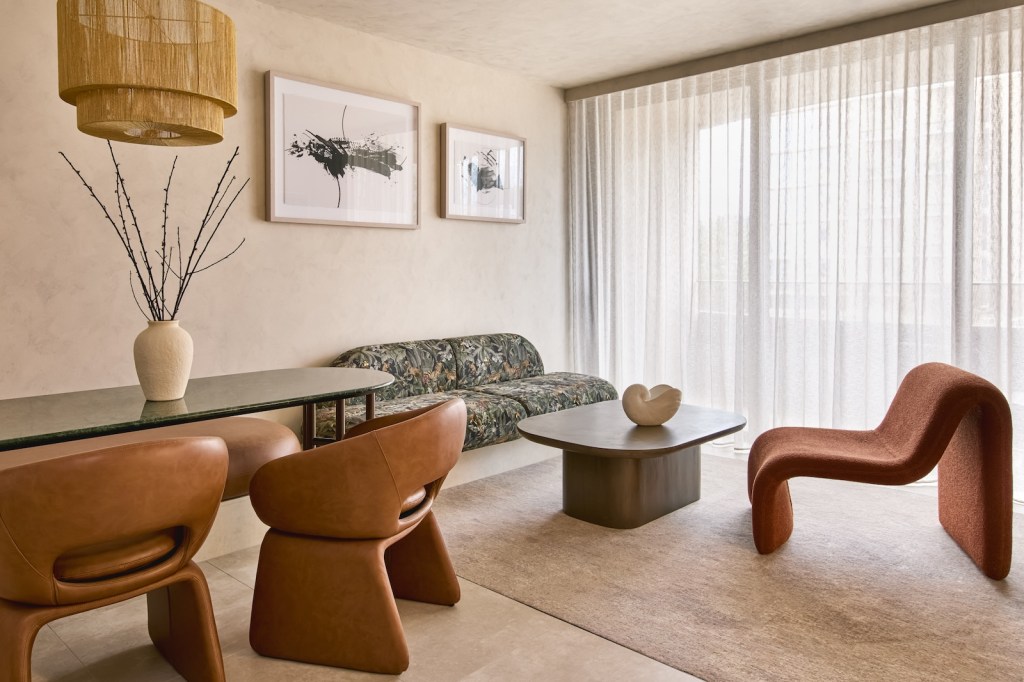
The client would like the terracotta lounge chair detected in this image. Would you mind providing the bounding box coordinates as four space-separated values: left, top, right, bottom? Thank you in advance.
748 362 1013 579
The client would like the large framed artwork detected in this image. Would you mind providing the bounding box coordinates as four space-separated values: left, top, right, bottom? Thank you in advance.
266 71 419 228
441 123 525 223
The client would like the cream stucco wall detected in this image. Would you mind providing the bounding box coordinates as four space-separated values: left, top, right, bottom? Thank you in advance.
0 0 569 401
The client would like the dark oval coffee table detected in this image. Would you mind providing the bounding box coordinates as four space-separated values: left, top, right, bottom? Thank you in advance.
517 400 746 529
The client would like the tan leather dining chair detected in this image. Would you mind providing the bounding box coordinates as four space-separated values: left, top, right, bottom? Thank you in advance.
248 398 467 674
0 437 229 681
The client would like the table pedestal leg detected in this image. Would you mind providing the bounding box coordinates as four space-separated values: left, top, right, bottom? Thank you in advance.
562 446 701 529
301 404 314 450
334 399 346 440
364 393 375 422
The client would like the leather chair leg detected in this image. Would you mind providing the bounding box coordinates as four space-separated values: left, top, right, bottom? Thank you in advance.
0 599 48 682
750 475 795 554
937 407 1013 580
250 530 410 674
386 511 461 605
147 562 226 682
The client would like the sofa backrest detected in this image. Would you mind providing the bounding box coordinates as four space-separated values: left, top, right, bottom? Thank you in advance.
449 333 545 388
330 339 458 401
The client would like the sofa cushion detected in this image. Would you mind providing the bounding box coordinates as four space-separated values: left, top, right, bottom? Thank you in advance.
315 390 527 451
472 372 619 416
451 333 545 388
330 339 457 402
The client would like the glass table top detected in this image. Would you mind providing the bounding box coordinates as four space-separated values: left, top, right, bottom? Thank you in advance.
0 367 393 451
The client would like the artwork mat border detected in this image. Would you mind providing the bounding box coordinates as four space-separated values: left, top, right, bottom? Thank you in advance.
441 122 526 224
266 70 421 229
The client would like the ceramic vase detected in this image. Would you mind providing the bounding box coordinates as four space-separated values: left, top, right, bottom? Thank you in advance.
133 320 194 401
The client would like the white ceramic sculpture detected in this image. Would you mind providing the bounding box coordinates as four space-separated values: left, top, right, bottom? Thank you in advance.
622 383 682 426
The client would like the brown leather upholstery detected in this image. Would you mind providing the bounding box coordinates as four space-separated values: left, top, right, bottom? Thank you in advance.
249 399 467 674
10 416 300 500
53 529 179 582
748 362 1013 579
0 437 229 681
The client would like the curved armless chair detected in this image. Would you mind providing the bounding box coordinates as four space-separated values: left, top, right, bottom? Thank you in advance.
248 398 467 674
748 362 1013 579
0 437 229 681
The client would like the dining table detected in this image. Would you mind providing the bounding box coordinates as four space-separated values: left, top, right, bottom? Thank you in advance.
0 367 395 452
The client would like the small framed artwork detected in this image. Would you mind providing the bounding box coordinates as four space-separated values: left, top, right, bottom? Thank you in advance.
441 123 525 223
266 71 419 229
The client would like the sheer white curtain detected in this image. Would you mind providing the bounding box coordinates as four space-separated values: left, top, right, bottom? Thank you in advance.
569 7 1024 501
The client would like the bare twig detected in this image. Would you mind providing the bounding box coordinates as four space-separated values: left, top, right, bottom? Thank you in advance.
61 145 248 321
189 237 246 274
176 225 183 294
198 146 240 230
109 143 160 313
111 156 158 319
128 273 150 320
171 176 249 318
60 151 159 319
172 147 242 316
159 156 177 310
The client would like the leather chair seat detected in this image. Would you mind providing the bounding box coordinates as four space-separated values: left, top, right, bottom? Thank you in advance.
11 416 300 500
54 529 179 582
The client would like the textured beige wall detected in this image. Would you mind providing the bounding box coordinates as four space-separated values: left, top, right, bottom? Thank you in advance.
0 0 569 400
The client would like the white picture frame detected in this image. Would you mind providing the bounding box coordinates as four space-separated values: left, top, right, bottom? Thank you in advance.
441 123 525 223
266 71 419 229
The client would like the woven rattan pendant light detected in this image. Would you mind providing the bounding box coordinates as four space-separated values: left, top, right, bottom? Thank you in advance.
57 0 237 146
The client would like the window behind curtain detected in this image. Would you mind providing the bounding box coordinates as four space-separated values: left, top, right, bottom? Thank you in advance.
569 7 1023 501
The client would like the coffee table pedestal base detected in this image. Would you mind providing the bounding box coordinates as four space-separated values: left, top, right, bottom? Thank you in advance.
562 445 701 529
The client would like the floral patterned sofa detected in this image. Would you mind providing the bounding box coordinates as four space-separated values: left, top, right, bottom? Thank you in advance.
315 333 618 450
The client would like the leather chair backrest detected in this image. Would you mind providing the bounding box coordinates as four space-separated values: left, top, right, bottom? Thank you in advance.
250 399 467 540
373 401 464 510
0 437 228 606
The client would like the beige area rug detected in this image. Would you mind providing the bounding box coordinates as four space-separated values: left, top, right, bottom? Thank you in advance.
433 455 1024 682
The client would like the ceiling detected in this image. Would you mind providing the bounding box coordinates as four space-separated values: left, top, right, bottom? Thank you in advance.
261 0 948 89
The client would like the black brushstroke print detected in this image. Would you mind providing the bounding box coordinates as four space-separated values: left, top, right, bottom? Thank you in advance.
287 115 405 209
462 149 503 193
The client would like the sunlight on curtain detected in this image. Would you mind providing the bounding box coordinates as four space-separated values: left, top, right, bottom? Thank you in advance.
569 7 1023 501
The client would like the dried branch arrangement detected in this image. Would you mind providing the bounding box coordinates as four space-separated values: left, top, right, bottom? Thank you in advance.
60 142 248 320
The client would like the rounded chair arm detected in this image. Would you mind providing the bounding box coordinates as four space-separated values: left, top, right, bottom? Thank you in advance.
249 433 404 539
344 403 440 440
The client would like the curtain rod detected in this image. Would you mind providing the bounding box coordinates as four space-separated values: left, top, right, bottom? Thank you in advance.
564 0 1023 102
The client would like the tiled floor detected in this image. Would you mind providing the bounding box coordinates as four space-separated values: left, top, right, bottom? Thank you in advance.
36 443 1016 681
31 545 696 681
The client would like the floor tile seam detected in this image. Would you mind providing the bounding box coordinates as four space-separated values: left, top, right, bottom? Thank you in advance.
202 559 256 592
45 622 92 672
455 576 697 678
